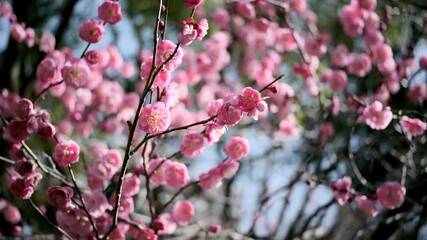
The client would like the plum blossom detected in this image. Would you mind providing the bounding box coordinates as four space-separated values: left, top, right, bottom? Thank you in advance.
355 195 378 217
400 116 427 137
376 181 406 210
61 59 90 88
98 0 122 24
79 19 105 43
237 87 267 119
47 186 74 210
180 132 205 158
165 162 190 188
224 136 249 160
53 140 80 167
171 200 195 225
347 53 372 77
331 176 352 205
199 168 223 189
183 0 204 8
138 102 171 134
360 101 393 130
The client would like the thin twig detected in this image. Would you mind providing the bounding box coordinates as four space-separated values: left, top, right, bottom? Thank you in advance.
68 166 100 239
348 125 375 190
29 198 73 240
158 181 199 214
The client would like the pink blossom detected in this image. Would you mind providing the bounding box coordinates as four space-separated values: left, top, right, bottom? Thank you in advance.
178 24 197 45
290 0 307 13
400 116 427 137
217 95 243 126
140 57 171 89
106 44 124 69
98 0 122 24
138 102 171 134
331 96 341 116
359 0 377 11
322 69 348 92
304 34 328 57
275 28 297 52
171 200 195 225
109 195 134 218
122 174 140 197
331 44 350 67
148 158 171 185
374 43 393 63
56 209 93 237
84 50 101 64
199 168 223 189
376 181 406 209
36 57 62 84
347 53 372 77
183 0 203 8
88 174 104 190
39 32 56 53
238 87 267 119
10 23 26 42
206 99 223 117
2 204 21 224
364 30 384 50
61 59 90 88
194 18 209 40
208 224 222 233
339 1 364 37
0 2 12 17
180 132 205 158
320 122 334 142
408 84 427 103
204 122 227 144
331 176 352 205
9 178 34 199
46 186 74 210
14 159 36 177
25 28 35 48
224 136 249 161
355 195 378 217
236 2 256 19
212 9 230 31
79 19 105 43
217 160 239 179
14 98 33 119
52 140 80 167
83 190 111 218
121 62 136 78
165 162 190 188
361 101 393 130
137 228 158 240
25 171 42 188
156 213 177 235
364 11 380 32
278 114 300 138
3 120 29 143
156 40 184 72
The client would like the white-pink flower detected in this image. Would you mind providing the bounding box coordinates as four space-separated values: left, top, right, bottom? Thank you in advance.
361 101 393 130
138 102 171 134
53 140 80 168
180 132 205 158
171 200 195 225
400 116 427 137
224 136 249 161
376 181 406 210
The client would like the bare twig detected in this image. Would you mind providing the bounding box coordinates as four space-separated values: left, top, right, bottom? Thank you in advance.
68 166 100 239
29 198 73 240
